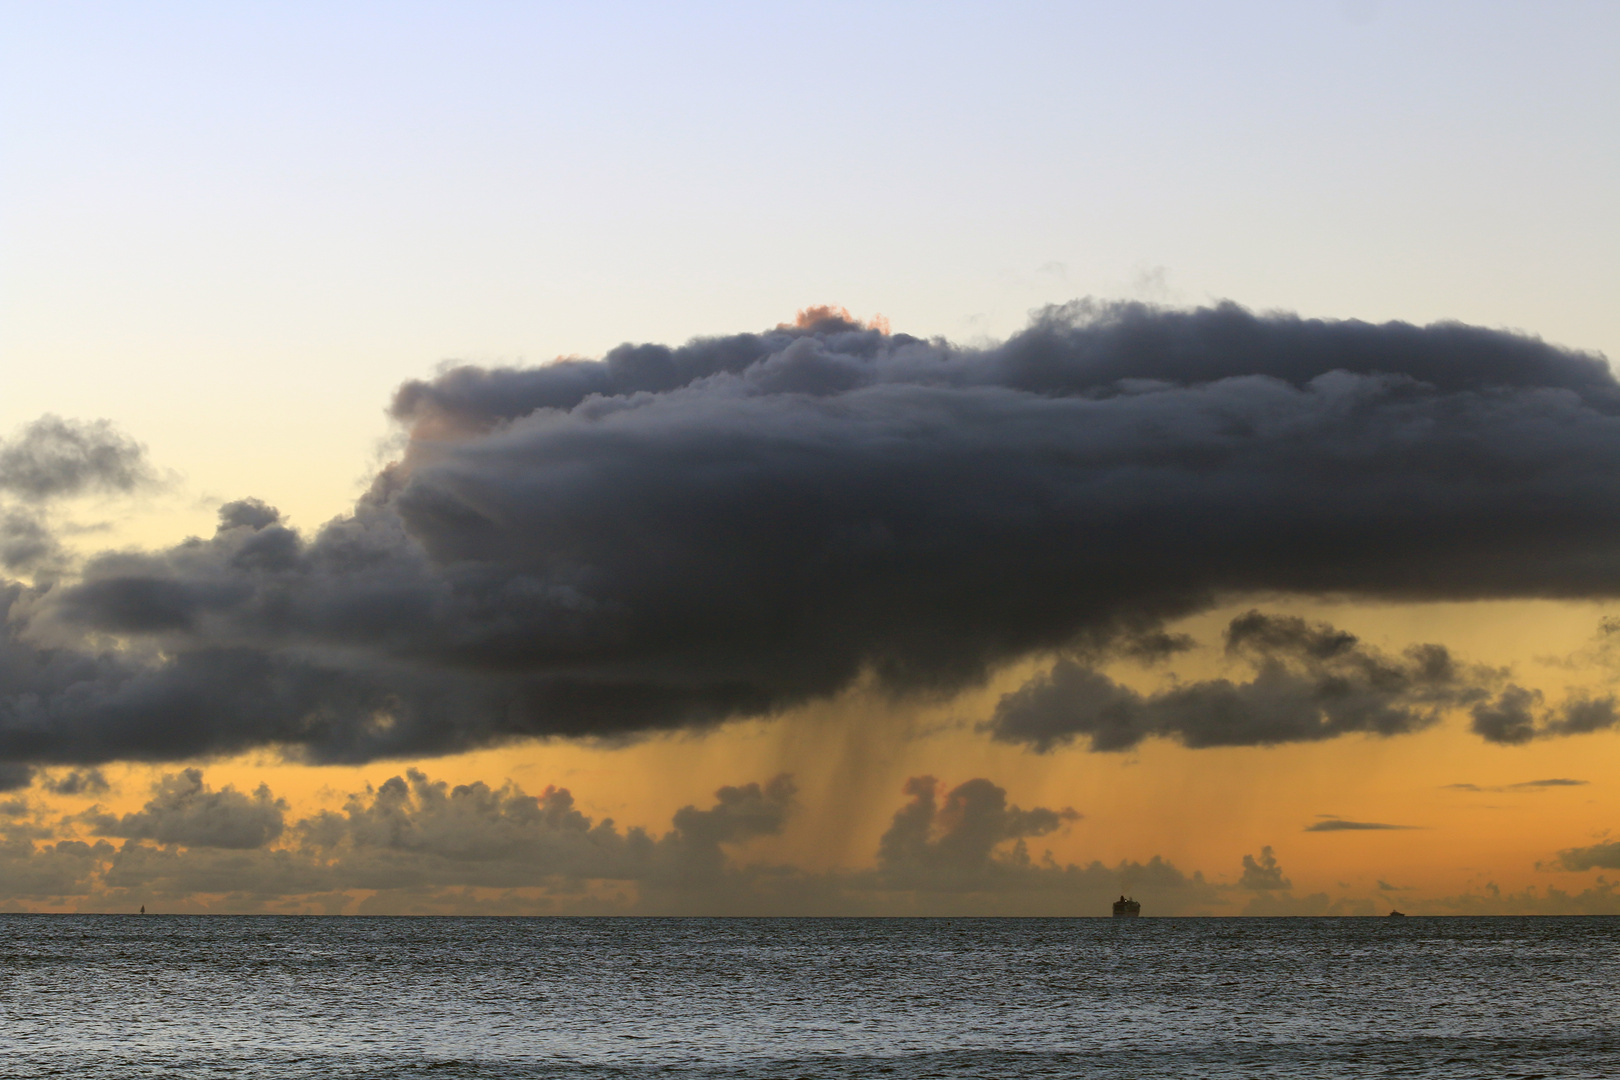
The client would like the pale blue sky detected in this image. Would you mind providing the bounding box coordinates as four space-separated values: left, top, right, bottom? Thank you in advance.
3 1 1617 533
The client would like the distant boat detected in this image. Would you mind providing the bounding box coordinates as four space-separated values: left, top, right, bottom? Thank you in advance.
1112 895 1141 918
1387 910 1406 917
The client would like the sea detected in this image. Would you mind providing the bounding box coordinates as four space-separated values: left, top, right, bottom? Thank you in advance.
2 915 1615 1078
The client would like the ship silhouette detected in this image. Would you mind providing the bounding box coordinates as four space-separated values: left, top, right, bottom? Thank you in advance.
1112 895 1141 917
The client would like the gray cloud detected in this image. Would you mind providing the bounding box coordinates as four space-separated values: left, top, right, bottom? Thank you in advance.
0 509 63 573
295 769 796 899
1551 840 1620 871
6 302 1620 767
1427 879 1620 915
1470 687 1619 745
22 763 1607 916
2 767 1229 916
1304 818 1416 832
1238 846 1291 891
985 611 1491 752
0 837 113 902
1444 778 1590 793
0 416 153 502
871 775 1079 892
38 769 110 796
85 769 287 849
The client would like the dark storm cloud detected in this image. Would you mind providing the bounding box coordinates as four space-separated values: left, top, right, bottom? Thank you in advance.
7 301 1620 766
0 763 32 792
985 612 1491 752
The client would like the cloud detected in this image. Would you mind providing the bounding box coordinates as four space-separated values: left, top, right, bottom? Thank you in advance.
38 769 110 796
1428 879 1620 915
1304 818 1416 832
0 837 114 902
0 417 154 575
0 509 63 574
1470 687 1619 745
985 611 1491 752
0 767 1229 915
84 769 287 849
0 416 153 502
1550 841 1620 871
1238 846 1291 891
872 776 1078 892
17 764 1611 917
1444 778 1589 793
7 301 1620 767
263 770 795 908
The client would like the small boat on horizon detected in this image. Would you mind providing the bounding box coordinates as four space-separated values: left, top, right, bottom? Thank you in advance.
1387 910 1406 917
1112 895 1141 918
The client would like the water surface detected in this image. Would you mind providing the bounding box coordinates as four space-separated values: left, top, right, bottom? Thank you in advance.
2 915 1614 1077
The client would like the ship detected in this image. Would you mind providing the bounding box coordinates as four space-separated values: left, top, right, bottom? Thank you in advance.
1112 895 1141 918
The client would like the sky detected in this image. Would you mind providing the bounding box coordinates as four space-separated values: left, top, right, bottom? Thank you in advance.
2 1 1619 915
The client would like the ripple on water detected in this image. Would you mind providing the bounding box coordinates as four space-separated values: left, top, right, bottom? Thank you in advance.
1 916 1617 1078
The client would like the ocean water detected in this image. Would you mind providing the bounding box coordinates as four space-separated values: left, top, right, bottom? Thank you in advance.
1 915 1615 1078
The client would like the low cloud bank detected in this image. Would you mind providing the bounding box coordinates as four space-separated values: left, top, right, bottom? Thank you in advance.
5 302 1620 769
0 769 1224 916
4 767 1615 916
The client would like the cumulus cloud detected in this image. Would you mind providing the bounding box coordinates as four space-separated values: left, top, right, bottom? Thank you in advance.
1238 846 1292 891
0 837 113 903
84 769 287 849
872 776 1078 891
11 764 1607 916
1469 687 1619 745
985 611 1491 752
0 417 153 575
1429 879 1620 915
294 769 796 899
0 509 62 574
0 767 1229 915
6 302 1620 767
1550 840 1620 871
0 417 152 502
38 768 110 796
